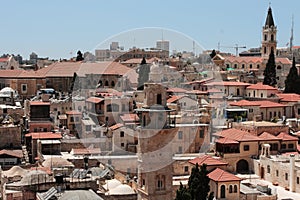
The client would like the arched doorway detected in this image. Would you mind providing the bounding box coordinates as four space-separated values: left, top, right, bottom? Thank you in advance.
260 167 265 179
236 159 249 174
220 185 226 198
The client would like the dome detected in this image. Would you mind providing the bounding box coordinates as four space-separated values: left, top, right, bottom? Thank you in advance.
102 179 122 190
109 184 135 195
42 157 74 168
3 166 28 178
19 170 51 185
0 87 18 98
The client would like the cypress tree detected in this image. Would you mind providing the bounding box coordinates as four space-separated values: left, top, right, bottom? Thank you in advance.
175 182 191 200
284 57 299 93
263 49 277 87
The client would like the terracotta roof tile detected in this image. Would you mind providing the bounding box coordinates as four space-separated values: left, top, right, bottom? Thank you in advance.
258 132 280 141
277 93 300 102
216 128 260 142
215 137 239 144
0 57 9 62
225 56 291 65
120 114 139 122
30 101 51 106
230 100 261 107
230 100 285 108
109 123 123 131
65 111 82 115
208 168 242 182
276 132 298 141
86 97 104 104
25 132 62 139
167 95 186 103
247 82 278 90
189 155 227 166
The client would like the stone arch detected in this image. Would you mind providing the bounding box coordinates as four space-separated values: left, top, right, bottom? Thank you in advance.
236 159 249 174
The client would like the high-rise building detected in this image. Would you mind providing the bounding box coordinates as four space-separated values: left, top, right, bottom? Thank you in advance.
156 40 170 53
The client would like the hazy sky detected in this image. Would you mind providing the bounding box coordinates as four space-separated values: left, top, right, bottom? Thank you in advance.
1 0 299 59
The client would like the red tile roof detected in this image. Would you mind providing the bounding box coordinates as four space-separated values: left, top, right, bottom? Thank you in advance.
189 155 228 166
167 95 186 103
277 93 300 102
258 132 280 141
215 137 239 144
25 132 62 139
120 114 139 122
109 123 123 131
216 128 260 142
0 149 23 158
276 132 298 141
65 111 82 115
247 82 278 90
230 100 261 107
0 57 9 62
208 168 242 182
205 81 251 87
30 101 51 106
231 100 285 108
225 56 291 65
86 97 104 104
0 70 23 78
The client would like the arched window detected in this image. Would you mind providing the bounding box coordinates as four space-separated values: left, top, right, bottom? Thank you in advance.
264 47 267 54
249 64 252 69
234 64 237 68
257 64 260 69
264 34 267 41
271 34 274 41
261 93 263 98
234 185 238 193
277 65 282 70
221 185 226 198
104 80 109 86
111 81 115 87
229 185 233 193
98 80 103 87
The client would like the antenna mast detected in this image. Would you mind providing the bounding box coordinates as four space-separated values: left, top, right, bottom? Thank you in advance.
290 15 294 51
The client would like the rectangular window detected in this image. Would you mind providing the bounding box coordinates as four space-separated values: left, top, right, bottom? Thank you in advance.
199 130 204 138
276 170 279 177
86 125 91 132
184 166 189 172
178 131 183 139
70 117 74 122
298 108 300 115
249 108 253 113
21 84 27 93
75 117 79 122
120 131 124 137
244 145 250 151
285 173 288 181
178 146 182 154
288 143 294 149
121 143 124 147
297 177 299 184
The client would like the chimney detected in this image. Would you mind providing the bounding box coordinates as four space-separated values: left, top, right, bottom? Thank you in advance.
290 154 295 192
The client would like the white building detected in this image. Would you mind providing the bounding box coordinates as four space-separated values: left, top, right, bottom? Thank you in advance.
156 40 170 52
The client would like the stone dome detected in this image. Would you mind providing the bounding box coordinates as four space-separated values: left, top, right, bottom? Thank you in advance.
103 179 122 190
109 184 135 195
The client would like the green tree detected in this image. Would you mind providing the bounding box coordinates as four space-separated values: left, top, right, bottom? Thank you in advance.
175 182 191 200
263 49 277 87
284 57 299 93
137 57 150 90
175 163 214 200
76 50 84 61
210 49 216 59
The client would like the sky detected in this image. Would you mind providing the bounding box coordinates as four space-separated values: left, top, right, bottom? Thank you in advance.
1 0 300 60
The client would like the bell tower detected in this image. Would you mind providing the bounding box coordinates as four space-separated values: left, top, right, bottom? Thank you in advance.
261 6 277 58
136 83 177 200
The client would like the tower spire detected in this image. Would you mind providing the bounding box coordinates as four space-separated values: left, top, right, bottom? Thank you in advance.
265 6 275 28
290 15 294 51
